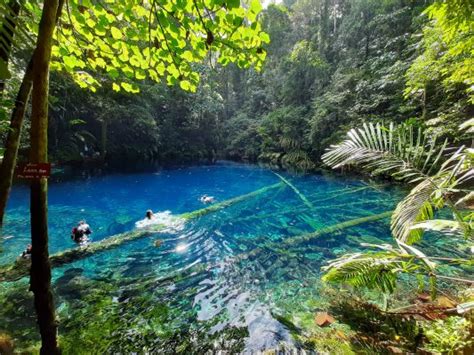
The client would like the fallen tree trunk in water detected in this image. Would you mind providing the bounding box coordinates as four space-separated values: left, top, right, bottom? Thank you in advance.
181 182 283 219
115 211 395 292
0 210 393 288
273 172 313 209
0 182 283 282
236 210 393 261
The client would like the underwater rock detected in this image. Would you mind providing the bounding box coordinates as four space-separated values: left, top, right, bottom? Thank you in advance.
0 333 14 354
56 267 85 286
244 308 294 351
56 275 91 300
315 312 335 327
64 267 84 276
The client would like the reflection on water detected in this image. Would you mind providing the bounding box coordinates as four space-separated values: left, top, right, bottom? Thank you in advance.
0 163 436 352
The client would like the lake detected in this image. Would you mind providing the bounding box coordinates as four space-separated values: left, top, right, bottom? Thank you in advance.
1 162 407 352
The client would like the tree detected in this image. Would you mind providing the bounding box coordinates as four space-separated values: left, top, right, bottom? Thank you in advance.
0 58 33 226
49 0 268 93
405 0 474 104
0 1 35 226
29 0 63 353
0 0 21 96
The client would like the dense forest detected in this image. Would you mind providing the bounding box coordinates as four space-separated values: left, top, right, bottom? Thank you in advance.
2 0 472 170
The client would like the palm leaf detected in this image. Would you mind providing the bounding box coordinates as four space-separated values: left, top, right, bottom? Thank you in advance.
322 122 445 183
323 122 473 242
392 178 435 243
322 251 407 294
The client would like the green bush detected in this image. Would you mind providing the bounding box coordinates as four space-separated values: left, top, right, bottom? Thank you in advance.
423 317 473 354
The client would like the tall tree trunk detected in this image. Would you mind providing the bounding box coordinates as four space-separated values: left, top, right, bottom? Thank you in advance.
0 0 20 96
29 0 63 354
318 0 329 58
100 118 107 159
0 57 33 226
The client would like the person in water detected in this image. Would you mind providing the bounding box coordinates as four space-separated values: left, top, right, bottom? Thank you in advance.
200 194 215 204
71 220 92 243
146 209 154 220
21 244 32 259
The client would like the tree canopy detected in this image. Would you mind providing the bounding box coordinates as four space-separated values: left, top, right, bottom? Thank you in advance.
44 0 268 93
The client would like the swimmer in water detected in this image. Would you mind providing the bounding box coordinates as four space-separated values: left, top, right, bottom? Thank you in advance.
146 209 154 220
21 244 32 259
71 220 92 243
200 194 215 204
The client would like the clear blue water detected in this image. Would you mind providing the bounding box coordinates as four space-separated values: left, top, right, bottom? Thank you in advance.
1 162 410 352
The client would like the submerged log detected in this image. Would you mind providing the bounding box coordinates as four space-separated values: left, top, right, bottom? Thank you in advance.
0 186 391 283
181 182 283 219
237 211 393 261
125 212 394 292
0 182 283 282
273 172 313 209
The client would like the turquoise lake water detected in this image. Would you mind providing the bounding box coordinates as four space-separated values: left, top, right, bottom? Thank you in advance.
1 162 413 352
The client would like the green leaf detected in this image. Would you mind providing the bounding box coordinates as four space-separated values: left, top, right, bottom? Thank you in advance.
110 26 122 40
226 0 240 10
120 82 139 93
249 0 262 14
179 80 191 91
260 32 270 44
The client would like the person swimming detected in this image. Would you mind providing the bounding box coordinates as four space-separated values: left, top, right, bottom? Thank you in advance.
71 220 92 243
21 244 32 259
200 194 215 204
146 209 154 220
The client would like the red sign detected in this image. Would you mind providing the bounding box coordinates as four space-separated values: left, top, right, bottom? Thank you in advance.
17 163 51 179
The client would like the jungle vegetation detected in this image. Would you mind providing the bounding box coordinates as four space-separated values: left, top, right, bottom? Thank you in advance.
0 0 473 353
2 0 472 172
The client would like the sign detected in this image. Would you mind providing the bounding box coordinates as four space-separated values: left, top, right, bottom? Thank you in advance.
17 163 51 179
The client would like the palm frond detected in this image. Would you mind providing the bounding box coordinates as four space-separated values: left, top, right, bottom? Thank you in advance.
411 219 472 238
459 118 474 134
322 122 446 183
322 251 407 294
324 122 473 242
282 149 314 171
392 178 435 243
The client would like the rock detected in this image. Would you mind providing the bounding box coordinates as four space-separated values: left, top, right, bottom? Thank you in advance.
435 296 457 309
315 312 335 327
0 333 14 355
